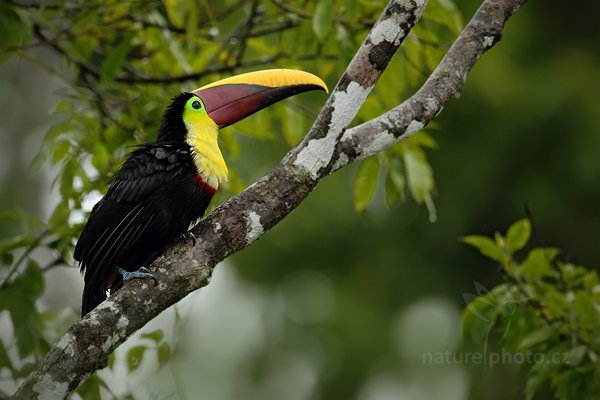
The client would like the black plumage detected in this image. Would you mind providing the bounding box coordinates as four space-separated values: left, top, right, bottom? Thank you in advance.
75 94 215 316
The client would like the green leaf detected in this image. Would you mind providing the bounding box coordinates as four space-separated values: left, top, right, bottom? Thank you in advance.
22 259 44 299
0 339 15 375
126 345 147 372
28 152 47 174
157 342 171 366
282 105 304 146
518 326 554 351
506 218 531 253
525 351 560 400
53 99 73 115
0 261 44 358
91 142 110 173
572 292 600 337
345 0 357 20
100 32 133 83
0 234 32 256
77 374 107 400
422 0 464 36
462 292 500 342
520 248 559 281
384 160 406 208
403 148 434 204
141 329 164 344
184 4 199 54
0 3 30 59
48 201 70 233
51 141 70 164
1 252 13 266
539 285 568 321
553 368 599 400
559 263 589 288
336 25 355 65
583 269 599 291
17 362 35 379
312 0 335 41
461 235 504 262
563 345 587 367
423 193 437 223
353 156 380 212
406 132 437 149
60 158 76 198
44 121 71 146
104 125 128 153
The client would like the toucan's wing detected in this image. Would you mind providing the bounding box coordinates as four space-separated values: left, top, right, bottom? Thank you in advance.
75 142 194 315
75 142 193 262
106 142 193 203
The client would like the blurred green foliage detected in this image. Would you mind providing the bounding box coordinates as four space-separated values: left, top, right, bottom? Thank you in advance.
463 219 600 400
1 0 599 399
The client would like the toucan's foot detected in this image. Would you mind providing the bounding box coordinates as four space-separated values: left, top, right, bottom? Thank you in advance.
179 231 196 246
117 267 158 286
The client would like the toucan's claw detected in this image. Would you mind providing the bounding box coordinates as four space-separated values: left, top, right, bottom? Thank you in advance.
118 266 158 286
179 231 196 246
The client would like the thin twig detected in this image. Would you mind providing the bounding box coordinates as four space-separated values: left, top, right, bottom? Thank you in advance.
0 230 48 290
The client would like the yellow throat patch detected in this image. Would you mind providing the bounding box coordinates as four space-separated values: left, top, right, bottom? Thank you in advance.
183 101 228 189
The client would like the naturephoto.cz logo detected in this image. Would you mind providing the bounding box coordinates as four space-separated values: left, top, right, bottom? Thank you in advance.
422 349 567 368
422 281 566 368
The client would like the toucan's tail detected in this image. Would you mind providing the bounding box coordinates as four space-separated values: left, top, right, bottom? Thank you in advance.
81 271 122 317
81 282 107 317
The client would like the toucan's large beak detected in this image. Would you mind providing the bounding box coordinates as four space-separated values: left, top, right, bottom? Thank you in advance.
192 69 328 128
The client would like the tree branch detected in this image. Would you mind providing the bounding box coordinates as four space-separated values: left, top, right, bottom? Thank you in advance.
10 0 527 398
330 0 527 170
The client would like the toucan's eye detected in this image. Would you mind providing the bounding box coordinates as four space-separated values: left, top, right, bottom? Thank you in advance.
192 100 202 110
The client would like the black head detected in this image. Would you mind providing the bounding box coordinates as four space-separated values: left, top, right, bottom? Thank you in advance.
157 92 195 142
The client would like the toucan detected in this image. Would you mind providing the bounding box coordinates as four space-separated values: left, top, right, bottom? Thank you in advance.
75 69 328 316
